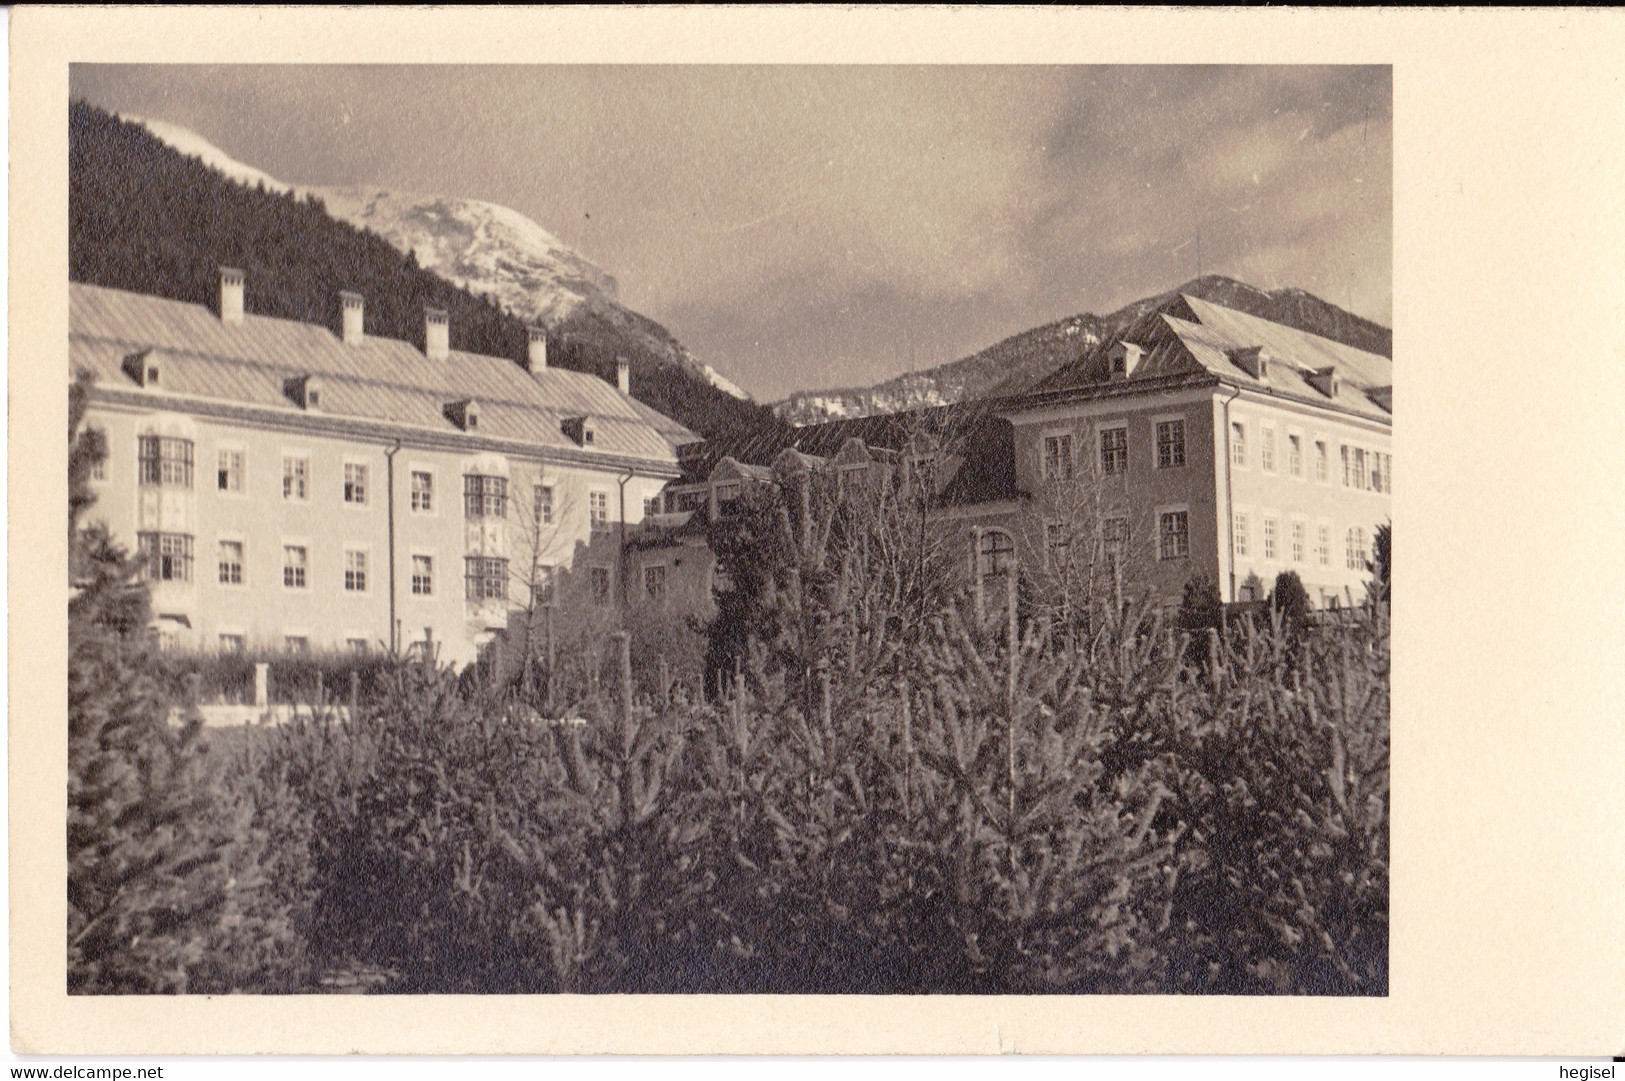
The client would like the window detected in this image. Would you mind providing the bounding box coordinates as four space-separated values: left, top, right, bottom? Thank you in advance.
284 636 310 654
411 470 433 512
1318 524 1332 568
344 462 369 505
643 496 660 518
1341 445 1352 488
1099 427 1127 475
1315 440 1330 482
137 532 193 582
1261 427 1276 472
590 489 611 530
1291 521 1306 564
1156 419 1186 468
979 529 1016 588
643 564 667 601
590 566 612 606
1158 510 1189 560
217 540 244 585
464 556 509 601
217 449 243 492
713 483 740 515
218 634 245 654
532 565 557 608
90 430 107 480
1353 449 1368 492
283 455 309 501
1263 517 1278 561
1380 453 1393 494
1044 433 1074 481
344 549 368 592
1288 435 1303 477
283 545 307 589
535 485 554 526
138 436 193 488
464 474 508 518
347 638 370 654
1230 422 1247 468
1346 527 1367 571
1103 516 1129 578
1046 522 1070 567
1233 512 1249 558
410 555 434 597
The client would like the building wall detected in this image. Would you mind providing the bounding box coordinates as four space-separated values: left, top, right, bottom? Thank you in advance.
82 400 675 666
1007 386 1223 606
1221 390 1391 606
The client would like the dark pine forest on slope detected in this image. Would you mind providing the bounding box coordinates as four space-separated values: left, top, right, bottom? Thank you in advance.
69 101 788 445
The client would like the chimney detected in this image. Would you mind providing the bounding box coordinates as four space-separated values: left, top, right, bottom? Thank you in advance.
526 325 548 371
616 355 630 395
341 291 365 346
425 307 450 361
219 267 245 325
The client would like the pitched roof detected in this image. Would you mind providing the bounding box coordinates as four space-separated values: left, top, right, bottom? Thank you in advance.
69 282 686 463
1028 294 1392 421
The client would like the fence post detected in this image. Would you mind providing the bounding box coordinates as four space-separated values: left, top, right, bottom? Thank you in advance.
254 662 269 709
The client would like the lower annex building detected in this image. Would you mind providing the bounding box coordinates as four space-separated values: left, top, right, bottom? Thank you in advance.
71 270 695 667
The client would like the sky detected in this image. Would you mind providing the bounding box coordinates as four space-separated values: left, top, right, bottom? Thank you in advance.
70 65 1391 402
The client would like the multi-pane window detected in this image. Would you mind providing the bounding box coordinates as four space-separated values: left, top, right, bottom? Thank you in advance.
1263 517 1278 560
283 545 308 589
344 462 369 505
1233 512 1249 558
218 634 245 654
411 555 433 596
465 556 509 601
90 430 107 480
1341 445 1352 488
1291 521 1306 564
590 566 612 606
137 532 193 582
590 490 611 530
138 436 193 488
535 485 554 526
1261 427 1277 472
1045 522 1071 567
1288 435 1303 477
1230 423 1247 467
713 483 740 516
217 449 243 492
344 549 368 592
1318 525 1332 568
1156 420 1186 468
1099 427 1128 475
464 474 508 518
979 530 1016 589
411 471 433 512
643 564 667 601
1044 434 1074 481
1315 441 1330 482
643 496 660 518
1103 516 1129 579
283 455 309 500
532 565 557 608
1353 449 1368 492
1379 453 1392 494
1346 527 1367 571
1158 511 1189 560
218 540 244 585
285 636 310 654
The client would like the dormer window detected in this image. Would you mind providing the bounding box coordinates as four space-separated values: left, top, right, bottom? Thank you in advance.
445 399 482 432
123 349 160 388
1227 346 1270 380
285 375 324 411
1307 365 1340 398
1108 341 1143 381
562 416 597 447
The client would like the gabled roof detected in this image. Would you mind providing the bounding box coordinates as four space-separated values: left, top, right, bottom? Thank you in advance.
69 282 686 464
1022 293 1392 421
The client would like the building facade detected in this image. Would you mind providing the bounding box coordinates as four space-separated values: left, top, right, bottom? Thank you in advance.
71 273 694 667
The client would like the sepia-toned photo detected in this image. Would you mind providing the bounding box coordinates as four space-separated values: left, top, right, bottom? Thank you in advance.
63 62 1391 998
13 5 1625 1062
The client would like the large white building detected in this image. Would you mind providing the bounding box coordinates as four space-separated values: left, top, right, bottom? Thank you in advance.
71 271 695 666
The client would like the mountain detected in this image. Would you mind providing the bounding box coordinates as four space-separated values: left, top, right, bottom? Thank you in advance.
128 114 755 410
775 276 1392 425
70 102 779 444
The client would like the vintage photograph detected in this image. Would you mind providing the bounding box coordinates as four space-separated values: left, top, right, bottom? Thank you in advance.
64 64 1391 997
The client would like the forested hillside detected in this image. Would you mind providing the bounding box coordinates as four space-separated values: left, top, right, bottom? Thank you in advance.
69 101 787 444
